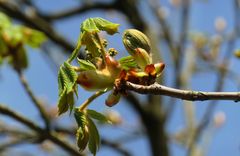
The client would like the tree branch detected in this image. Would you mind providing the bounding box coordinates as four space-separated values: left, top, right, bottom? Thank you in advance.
124 82 240 101
148 0 176 60
0 135 36 152
0 104 82 156
42 3 115 20
101 139 131 156
16 70 50 130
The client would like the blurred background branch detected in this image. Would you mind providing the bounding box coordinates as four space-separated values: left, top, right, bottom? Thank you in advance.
0 0 239 156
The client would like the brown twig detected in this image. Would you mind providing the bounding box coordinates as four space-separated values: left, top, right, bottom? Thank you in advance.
101 139 132 156
148 0 176 61
0 104 82 156
0 134 37 152
42 3 115 21
16 70 50 130
124 82 240 101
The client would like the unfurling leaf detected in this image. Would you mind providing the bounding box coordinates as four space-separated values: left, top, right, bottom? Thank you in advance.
87 117 100 156
122 29 151 56
87 109 111 123
74 109 90 151
1 20 46 48
0 12 46 70
57 62 78 115
133 48 152 70
77 58 96 71
81 18 99 34
76 126 89 152
0 12 11 29
93 18 119 35
81 17 119 35
81 32 101 58
80 18 119 58
119 55 138 70
58 90 74 115
62 62 78 93
122 29 152 70
74 109 88 128
154 62 165 77
2 25 23 47
22 27 46 48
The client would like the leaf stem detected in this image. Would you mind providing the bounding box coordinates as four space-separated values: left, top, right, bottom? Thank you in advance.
79 89 108 111
67 34 82 63
72 65 83 72
94 33 107 67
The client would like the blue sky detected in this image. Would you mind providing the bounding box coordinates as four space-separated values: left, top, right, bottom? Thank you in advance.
1 0 240 156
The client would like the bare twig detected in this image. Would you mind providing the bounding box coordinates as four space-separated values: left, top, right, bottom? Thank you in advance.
0 104 82 156
148 0 176 60
16 70 50 130
42 3 115 20
124 82 240 101
0 135 37 152
101 139 131 156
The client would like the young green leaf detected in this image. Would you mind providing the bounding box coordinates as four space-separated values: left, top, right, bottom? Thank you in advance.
87 109 111 123
57 62 78 115
119 55 138 70
62 62 78 93
87 117 100 156
81 32 102 58
81 17 119 35
58 93 68 115
76 126 89 152
93 17 120 35
58 89 73 115
74 109 90 151
81 18 99 34
74 109 88 128
22 27 46 48
0 12 11 29
67 34 82 63
77 58 96 71
2 25 23 47
58 67 68 95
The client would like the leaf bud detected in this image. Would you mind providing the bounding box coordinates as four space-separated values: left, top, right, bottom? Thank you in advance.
122 29 151 56
105 91 121 107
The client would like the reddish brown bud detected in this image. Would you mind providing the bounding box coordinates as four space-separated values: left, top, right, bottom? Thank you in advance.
105 91 121 107
154 62 165 76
